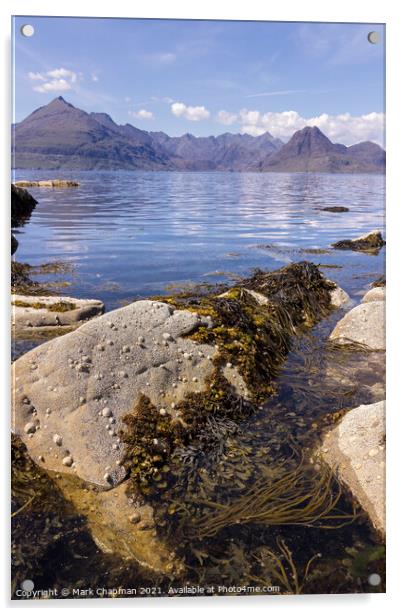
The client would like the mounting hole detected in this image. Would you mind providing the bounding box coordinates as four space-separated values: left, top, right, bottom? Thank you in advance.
367 31 380 44
21 24 35 38
21 579 34 592
368 573 381 586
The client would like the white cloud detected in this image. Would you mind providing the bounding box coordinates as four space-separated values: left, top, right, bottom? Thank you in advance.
238 109 385 146
28 71 45 81
129 109 154 120
171 102 210 122
91 73 99 82
33 79 73 93
216 110 238 126
46 68 77 82
29 67 78 94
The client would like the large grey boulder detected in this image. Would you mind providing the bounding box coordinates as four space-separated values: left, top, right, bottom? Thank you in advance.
12 294 105 335
320 401 385 537
12 300 248 489
329 301 385 350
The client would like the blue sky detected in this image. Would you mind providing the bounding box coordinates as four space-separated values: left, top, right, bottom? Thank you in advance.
12 17 385 145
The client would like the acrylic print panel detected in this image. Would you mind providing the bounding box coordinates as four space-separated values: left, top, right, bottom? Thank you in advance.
11 16 385 600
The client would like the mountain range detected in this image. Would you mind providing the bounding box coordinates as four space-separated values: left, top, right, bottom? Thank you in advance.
12 97 385 173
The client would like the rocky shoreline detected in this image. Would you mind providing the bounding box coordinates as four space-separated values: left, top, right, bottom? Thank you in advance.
11 182 386 585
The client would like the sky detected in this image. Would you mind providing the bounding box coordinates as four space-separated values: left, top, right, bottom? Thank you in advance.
12 17 385 145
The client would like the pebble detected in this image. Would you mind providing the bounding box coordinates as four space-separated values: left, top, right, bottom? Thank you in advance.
129 512 141 524
192 377 198 382
53 434 63 446
137 335 145 344
226 362 233 369
159 408 167 416
24 422 36 434
79 397 86 405
183 352 191 360
368 448 379 457
122 345 130 353
102 407 112 417
62 456 73 467
162 332 172 341
104 473 112 483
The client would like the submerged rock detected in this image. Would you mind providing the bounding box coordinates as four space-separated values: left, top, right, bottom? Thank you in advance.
12 294 105 335
329 300 385 350
11 183 37 227
320 400 385 537
52 475 180 572
331 230 385 253
15 179 79 188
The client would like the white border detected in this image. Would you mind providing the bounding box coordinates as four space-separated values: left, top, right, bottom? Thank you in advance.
1 1 401 613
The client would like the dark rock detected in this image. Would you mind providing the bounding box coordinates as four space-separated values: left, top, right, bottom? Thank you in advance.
321 206 350 213
11 184 37 227
11 234 18 255
332 230 385 253
371 275 386 288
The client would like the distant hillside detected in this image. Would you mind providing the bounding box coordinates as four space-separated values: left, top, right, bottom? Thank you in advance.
12 97 385 173
257 126 385 173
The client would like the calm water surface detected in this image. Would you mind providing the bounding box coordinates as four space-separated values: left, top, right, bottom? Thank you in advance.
13 170 385 308
12 170 386 596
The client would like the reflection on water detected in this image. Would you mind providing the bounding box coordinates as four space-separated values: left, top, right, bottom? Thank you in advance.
13 170 384 308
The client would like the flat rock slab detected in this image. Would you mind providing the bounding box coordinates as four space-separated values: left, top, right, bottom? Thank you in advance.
15 180 79 188
363 287 386 303
12 300 247 488
329 301 385 350
12 294 105 333
321 401 385 537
